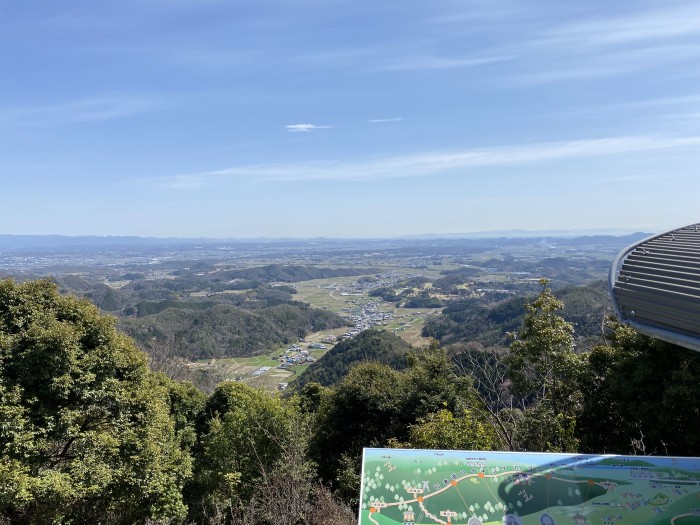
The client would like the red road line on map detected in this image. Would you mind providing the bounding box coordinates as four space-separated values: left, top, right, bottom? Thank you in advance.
380 470 520 508
378 469 602 511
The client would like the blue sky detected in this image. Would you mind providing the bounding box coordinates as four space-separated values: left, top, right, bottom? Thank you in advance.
1 0 699 238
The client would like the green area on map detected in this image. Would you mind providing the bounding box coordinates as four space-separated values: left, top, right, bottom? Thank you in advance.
359 448 700 525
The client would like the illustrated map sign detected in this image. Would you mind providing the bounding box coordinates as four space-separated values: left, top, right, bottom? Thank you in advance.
359 448 700 525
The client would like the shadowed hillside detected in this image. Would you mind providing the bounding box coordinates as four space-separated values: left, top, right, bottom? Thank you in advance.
293 329 414 389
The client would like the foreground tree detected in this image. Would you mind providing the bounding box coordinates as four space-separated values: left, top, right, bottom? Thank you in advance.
0 279 190 524
452 344 526 451
578 321 700 456
310 343 493 505
404 409 497 450
187 381 316 524
505 280 585 452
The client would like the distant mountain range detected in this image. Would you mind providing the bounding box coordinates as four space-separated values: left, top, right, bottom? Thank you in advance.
0 231 652 249
399 229 652 239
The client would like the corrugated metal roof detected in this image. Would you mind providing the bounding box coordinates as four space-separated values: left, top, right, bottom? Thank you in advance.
609 223 700 352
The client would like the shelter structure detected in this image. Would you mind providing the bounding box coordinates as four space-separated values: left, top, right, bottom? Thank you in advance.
609 222 700 352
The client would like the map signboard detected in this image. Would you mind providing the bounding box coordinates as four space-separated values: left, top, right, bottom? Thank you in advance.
359 448 700 525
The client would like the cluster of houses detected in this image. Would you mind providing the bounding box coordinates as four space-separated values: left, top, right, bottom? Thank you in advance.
277 344 317 369
340 300 395 337
274 339 337 390
320 271 448 340
332 270 427 296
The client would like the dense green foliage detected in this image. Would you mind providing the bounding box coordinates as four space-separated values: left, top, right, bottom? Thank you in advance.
402 294 444 308
424 295 528 345
3 276 700 525
0 279 356 524
0 280 190 524
578 323 700 455
405 409 497 451
424 280 610 347
134 287 301 318
186 382 309 522
308 344 495 503
505 282 585 452
55 270 353 364
135 299 219 317
293 329 413 389
451 282 700 457
368 286 399 302
120 302 347 359
508 283 578 406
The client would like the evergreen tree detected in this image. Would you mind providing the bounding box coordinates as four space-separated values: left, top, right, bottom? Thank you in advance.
187 381 313 524
578 321 700 455
506 280 584 452
0 279 190 524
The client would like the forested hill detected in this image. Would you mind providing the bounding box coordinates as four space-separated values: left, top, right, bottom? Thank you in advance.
424 280 611 348
293 329 414 389
120 302 347 359
219 264 380 283
49 265 381 311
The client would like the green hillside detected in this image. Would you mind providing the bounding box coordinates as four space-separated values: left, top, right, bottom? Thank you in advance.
293 329 414 388
120 302 347 359
424 280 611 348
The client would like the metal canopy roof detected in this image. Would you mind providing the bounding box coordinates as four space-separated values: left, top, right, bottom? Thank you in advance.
609 222 700 352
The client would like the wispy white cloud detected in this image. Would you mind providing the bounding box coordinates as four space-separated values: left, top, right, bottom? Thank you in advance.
285 123 331 132
380 54 511 71
520 45 700 85
156 135 700 188
539 2 700 50
0 96 156 126
516 45 700 84
655 112 700 134
368 117 403 123
513 2 700 84
624 94 700 109
553 93 700 119
602 174 659 184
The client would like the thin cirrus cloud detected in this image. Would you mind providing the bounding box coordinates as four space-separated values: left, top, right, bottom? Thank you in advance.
539 2 700 50
368 117 403 123
550 93 700 120
514 44 700 84
0 96 156 126
285 123 331 132
507 2 700 84
157 135 700 188
514 44 700 85
379 54 512 71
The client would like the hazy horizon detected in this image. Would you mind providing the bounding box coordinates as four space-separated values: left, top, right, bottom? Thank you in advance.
0 227 653 242
2 1 698 238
